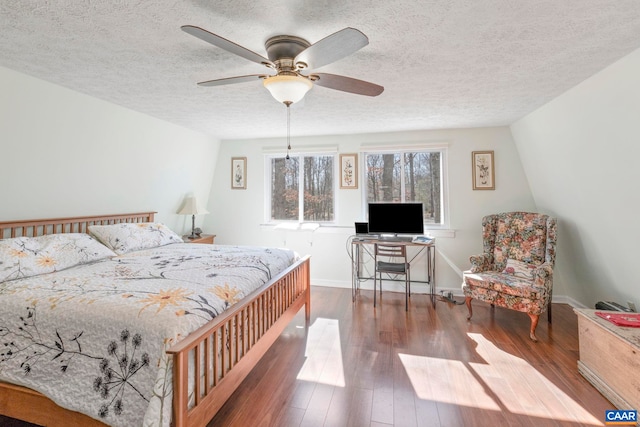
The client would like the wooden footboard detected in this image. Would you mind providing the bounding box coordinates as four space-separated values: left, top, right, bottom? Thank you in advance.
167 255 311 427
0 213 311 427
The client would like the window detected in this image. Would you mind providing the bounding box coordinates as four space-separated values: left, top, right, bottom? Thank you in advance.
364 149 445 226
269 154 335 222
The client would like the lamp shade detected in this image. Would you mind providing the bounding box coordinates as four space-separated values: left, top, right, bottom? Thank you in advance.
263 75 313 104
177 197 209 215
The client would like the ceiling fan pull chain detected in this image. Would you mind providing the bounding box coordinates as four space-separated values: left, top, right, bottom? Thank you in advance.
285 101 292 160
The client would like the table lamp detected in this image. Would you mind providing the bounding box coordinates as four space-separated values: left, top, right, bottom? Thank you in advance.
177 196 209 239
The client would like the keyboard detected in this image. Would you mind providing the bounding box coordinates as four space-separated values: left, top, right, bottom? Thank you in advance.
378 235 414 242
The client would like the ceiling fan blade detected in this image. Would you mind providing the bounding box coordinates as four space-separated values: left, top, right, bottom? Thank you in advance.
197 74 267 87
294 28 368 70
311 73 384 97
181 25 274 68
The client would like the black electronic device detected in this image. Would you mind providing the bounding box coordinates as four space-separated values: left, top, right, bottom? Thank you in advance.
595 301 634 312
367 202 424 236
355 222 369 235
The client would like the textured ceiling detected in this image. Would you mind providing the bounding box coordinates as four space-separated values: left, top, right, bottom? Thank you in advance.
2 1 640 140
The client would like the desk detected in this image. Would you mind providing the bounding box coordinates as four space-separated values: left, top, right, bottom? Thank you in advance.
350 237 435 303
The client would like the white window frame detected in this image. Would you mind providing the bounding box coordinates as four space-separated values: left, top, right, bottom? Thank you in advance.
264 150 338 224
361 144 450 231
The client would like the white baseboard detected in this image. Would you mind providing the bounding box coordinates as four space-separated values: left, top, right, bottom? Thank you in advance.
551 295 588 308
311 279 351 289
311 278 433 294
311 278 589 307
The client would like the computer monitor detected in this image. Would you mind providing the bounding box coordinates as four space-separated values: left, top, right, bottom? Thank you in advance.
367 202 424 235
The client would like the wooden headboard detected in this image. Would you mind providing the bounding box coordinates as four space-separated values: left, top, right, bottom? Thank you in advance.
0 212 156 239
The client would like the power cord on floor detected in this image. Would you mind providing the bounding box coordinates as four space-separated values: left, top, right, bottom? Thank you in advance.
438 290 465 305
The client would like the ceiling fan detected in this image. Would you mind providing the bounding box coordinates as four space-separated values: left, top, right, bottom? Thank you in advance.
181 25 384 105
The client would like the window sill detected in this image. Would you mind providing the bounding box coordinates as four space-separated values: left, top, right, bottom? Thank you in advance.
425 228 456 238
260 223 456 238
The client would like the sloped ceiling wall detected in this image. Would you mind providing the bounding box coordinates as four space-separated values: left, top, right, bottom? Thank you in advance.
0 65 218 232
511 47 640 308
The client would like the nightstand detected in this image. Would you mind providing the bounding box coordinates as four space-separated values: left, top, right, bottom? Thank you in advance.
182 234 216 244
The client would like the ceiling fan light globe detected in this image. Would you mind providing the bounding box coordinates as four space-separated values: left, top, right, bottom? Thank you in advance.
263 75 313 104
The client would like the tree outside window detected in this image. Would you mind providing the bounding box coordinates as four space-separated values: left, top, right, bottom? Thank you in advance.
365 151 442 225
270 155 334 222
271 157 299 221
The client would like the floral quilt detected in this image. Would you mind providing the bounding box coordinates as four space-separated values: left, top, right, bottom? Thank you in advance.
0 243 297 426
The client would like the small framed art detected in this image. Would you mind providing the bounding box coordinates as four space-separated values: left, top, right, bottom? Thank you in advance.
472 151 495 190
340 153 358 189
231 157 247 189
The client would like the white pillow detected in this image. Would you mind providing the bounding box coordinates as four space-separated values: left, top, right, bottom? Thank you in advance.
0 233 115 283
88 222 182 255
502 258 537 280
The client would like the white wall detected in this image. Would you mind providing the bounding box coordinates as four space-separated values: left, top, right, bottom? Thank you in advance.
0 66 219 233
205 127 536 294
511 47 640 309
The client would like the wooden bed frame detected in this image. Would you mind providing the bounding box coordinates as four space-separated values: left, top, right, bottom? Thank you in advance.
0 212 311 427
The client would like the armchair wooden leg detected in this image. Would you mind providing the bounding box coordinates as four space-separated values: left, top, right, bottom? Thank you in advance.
465 296 473 320
528 313 540 342
547 303 552 323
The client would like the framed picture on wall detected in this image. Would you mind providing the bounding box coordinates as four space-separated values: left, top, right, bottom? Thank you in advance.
472 151 495 190
340 153 358 189
231 157 247 189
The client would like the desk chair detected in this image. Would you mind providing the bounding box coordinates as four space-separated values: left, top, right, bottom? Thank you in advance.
374 244 411 311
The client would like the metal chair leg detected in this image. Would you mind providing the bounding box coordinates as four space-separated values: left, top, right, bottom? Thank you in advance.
374 272 377 307
405 275 409 311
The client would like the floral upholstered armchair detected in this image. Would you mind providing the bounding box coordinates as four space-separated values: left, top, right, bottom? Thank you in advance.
462 212 557 341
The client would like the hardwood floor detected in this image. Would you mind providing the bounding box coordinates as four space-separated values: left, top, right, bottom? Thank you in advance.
208 286 612 427
1 286 612 427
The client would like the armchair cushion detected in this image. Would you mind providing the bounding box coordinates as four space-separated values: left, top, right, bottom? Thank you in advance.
464 271 548 300
502 258 536 280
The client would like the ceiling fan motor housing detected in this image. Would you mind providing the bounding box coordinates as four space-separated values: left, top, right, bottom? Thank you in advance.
265 35 310 70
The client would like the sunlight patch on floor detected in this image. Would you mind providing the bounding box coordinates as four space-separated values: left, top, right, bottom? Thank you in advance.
399 334 601 425
467 333 601 425
296 317 345 387
399 353 501 410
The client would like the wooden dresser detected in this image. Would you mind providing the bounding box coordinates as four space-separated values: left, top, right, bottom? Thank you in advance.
574 308 640 415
